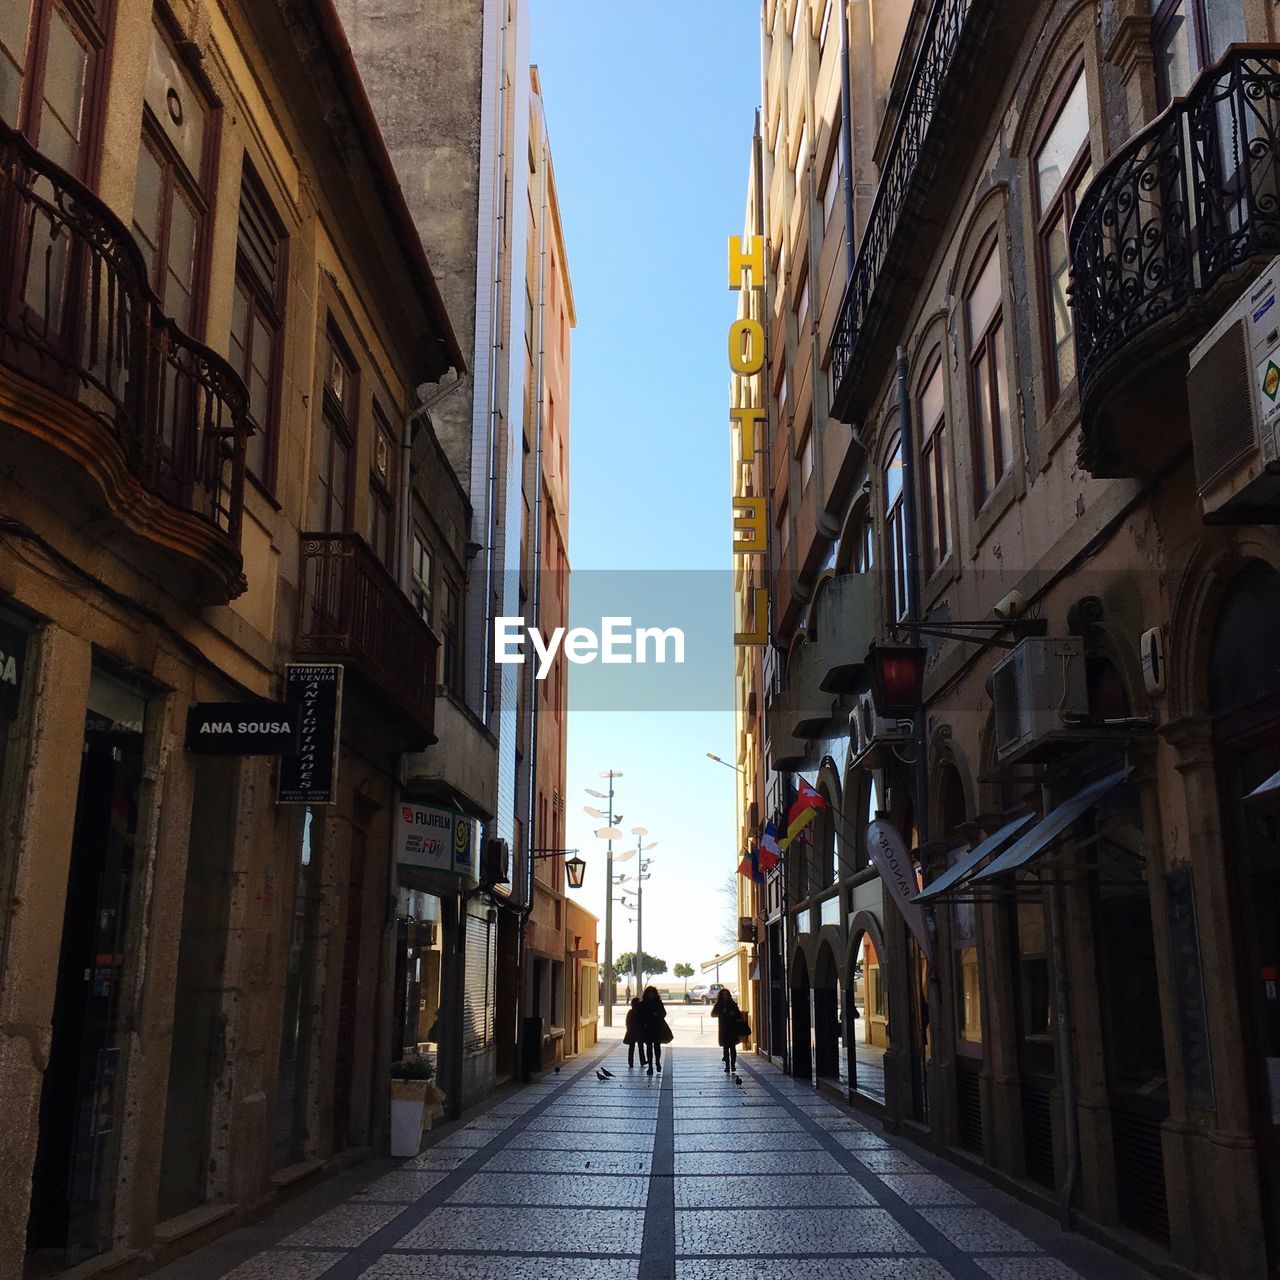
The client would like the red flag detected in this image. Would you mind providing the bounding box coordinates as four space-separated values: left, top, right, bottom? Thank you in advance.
757 844 778 873
787 777 828 827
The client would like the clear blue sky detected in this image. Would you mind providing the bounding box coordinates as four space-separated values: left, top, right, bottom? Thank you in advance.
530 1 761 982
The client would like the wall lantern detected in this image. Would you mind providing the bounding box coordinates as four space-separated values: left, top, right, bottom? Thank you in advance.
866 642 927 719
565 853 587 889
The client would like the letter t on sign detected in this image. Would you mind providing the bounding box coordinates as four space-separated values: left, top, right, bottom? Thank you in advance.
728 235 764 291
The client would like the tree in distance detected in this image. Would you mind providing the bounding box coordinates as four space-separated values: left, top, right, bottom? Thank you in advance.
616 951 668 980
674 962 695 993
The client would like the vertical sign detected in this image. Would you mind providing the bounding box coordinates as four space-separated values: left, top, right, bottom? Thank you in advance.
278 663 343 804
866 819 936 968
1165 865 1216 1110
729 233 769 646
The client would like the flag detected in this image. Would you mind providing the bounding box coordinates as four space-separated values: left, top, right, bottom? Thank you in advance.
737 847 764 884
783 779 827 849
759 821 783 871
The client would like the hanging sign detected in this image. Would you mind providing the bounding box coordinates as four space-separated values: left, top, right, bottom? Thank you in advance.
185 702 299 755
0 612 26 721
277 664 342 804
865 819 935 967
397 801 479 882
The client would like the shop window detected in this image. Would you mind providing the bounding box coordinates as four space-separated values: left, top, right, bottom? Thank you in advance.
231 164 286 487
1034 64 1091 401
1151 0 1246 105
965 241 1013 504
917 350 951 573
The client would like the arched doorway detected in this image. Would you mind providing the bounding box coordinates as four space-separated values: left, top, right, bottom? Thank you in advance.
848 919 888 1103
814 941 841 1082
791 948 813 1082
1210 561 1280 1274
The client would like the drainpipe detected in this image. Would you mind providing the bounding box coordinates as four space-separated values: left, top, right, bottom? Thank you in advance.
1044 788 1081 1229
838 0 856 279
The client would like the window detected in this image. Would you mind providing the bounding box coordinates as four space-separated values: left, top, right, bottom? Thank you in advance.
133 23 213 332
884 432 908 622
789 0 803 42
965 241 1013 504
2 1 103 177
315 327 356 533
777 369 789 421
231 164 286 485
917 351 951 573
410 529 433 623
440 580 461 694
798 421 814 491
822 149 842 228
820 0 836 52
367 404 397 571
777 494 791 561
795 273 810 329
1151 0 1246 104
793 123 808 196
1034 66 1091 401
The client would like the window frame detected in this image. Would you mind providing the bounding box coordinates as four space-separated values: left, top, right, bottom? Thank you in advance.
317 323 358 534
1032 58 1091 407
883 429 908 624
1150 0 1246 106
964 236 1014 509
367 400 397 572
915 347 951 575
231 160 288 493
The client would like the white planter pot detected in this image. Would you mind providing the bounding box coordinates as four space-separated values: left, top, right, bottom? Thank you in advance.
390 1096 426 1157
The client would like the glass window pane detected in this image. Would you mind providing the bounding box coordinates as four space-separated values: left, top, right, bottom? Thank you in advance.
163 187 198 327
993 322 1013 478
39 10 87 171
1035 70 1089 215
1203 0 1246 64
884 436 903 510
331 436 349 530
939 426 953 556
0 0 29 125
920 359 945 437
132 144 163 281
1045 208 1074 390
966 246 1002 343
972 349 994 498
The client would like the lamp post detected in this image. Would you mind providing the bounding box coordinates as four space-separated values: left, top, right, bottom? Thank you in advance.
588 770 623 1027
626 828 656 995
705 751 743 773
530 848 587 889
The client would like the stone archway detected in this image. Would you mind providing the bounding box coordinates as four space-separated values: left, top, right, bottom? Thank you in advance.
813 940 841 1081
847 910 888 1103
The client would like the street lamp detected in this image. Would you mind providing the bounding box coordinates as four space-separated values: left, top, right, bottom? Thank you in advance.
705 751 743 773
627 826 657 997
592 769 623 1026
530 847 587 889
864 642 927 718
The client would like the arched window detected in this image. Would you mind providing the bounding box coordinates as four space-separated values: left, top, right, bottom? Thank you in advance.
917 348 952 573
964 240 1013 504
883 431 908 620
1034 61 1091 401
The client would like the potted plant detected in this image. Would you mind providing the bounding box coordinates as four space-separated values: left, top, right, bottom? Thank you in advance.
389 1058 445 1157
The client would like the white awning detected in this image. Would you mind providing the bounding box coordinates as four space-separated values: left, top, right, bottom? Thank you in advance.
913 810 1038 903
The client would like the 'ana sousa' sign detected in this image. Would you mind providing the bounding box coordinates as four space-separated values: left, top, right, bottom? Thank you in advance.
729 235 767 646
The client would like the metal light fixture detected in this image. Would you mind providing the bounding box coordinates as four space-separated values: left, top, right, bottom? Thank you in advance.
565 853 587 889
866 642 927 718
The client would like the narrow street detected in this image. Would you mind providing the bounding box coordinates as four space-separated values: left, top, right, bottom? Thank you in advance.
157 1018 1151 1280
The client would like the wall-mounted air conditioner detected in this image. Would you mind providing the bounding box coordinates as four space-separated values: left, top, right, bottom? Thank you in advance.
484 838 510 885
992 637 1090 764
1188 257 1280 522
849 690 912 765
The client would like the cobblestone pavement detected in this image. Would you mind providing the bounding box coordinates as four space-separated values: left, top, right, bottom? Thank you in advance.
157 1044 1154 1280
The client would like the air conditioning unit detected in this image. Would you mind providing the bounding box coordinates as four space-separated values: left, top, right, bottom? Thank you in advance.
992 637 1090 764
1188 257 1280 522
849 690 912 764
484 838 510 885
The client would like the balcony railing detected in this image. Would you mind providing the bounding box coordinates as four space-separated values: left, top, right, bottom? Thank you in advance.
0 120 249 548
828 0 980 413
297 533 439 745
1071 47 1280 394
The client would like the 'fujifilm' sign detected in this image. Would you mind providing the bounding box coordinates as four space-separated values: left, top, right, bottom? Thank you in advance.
495 617 685 680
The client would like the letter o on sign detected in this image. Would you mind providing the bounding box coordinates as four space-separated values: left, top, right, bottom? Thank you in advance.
728 318 764 376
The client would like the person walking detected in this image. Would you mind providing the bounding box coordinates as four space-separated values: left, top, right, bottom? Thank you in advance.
711 988 747 1073
638 985 672 1076
623 997 648 1069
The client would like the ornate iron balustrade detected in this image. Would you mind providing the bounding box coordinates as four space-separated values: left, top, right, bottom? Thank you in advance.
0 119 248 540
1071 47 1280 392
828 0 977 409
297 532 439 744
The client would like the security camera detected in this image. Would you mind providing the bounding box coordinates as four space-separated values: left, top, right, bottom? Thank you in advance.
992 589 1026 622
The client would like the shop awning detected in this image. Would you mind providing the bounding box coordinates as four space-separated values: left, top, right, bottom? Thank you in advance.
912 810 1038 903
968 767 1132 885
1245 768 1280 811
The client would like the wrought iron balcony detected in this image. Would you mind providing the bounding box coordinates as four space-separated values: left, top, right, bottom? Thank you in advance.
297 532 439 747
1070 47 1280 474
829 0 995 422
0 120 249 599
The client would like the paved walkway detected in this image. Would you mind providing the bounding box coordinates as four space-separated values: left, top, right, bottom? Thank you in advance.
157 1042 1153 1280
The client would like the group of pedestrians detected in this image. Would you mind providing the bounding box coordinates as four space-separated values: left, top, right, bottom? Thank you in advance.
622 986 749 1076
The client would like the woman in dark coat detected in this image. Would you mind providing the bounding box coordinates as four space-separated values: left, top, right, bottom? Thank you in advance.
638 985 671 1076
623 997 648 1068
711 988 745 1073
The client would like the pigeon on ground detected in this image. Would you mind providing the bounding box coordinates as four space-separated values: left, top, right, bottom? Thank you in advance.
595 1070 607 1081
600 1068 615 1078
734 1076 743 1086
554 1066 561 1074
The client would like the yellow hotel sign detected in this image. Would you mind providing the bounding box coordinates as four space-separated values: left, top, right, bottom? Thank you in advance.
729 234 767 646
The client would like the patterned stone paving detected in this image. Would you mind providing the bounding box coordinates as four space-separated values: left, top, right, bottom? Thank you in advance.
154 1044 1157 1280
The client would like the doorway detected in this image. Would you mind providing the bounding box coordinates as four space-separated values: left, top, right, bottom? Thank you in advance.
791 950 812 1081
26 671 147 1269
814 942 841 1081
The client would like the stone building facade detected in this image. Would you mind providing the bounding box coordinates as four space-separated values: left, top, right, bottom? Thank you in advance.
741 1 1280 1277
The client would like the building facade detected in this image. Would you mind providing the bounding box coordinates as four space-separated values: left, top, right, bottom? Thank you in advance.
741 1 1280 1277
0 0 468 1273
